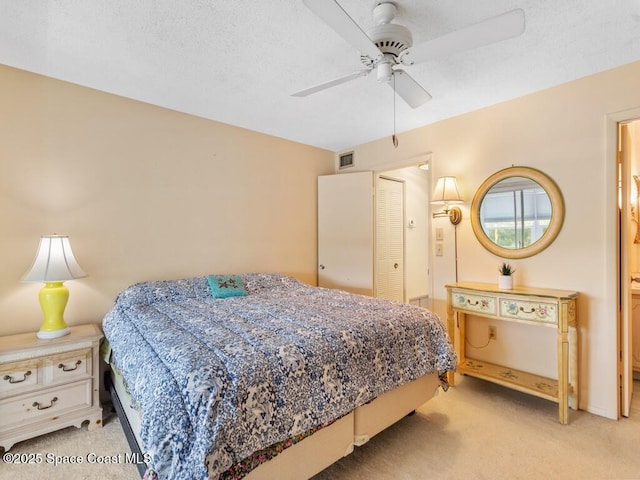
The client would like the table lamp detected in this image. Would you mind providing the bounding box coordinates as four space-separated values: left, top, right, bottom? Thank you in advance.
22 235 87 339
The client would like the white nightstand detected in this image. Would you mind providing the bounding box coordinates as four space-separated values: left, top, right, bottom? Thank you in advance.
0 324 103 451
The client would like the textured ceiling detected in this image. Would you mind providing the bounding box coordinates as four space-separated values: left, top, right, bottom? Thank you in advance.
1 1 640 152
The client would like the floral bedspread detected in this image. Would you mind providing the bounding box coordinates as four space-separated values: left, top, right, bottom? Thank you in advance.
102 273 457 480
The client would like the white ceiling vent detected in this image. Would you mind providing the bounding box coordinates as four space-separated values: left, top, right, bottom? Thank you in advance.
339 152 355 169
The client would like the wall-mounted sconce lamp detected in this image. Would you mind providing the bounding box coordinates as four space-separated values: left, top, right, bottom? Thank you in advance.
21 235 87 339
432 176 463 225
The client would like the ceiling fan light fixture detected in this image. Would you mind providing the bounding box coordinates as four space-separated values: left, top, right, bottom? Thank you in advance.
377 61 393 83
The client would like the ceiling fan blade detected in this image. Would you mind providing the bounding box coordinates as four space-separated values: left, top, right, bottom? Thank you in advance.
303 0 383 63
391 70 432 109
292 69 371 97
399 8 525 66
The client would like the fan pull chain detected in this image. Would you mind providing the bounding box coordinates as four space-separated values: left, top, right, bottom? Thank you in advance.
392 74 398 148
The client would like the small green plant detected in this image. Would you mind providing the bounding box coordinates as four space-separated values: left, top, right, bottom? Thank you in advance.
498 262 515 276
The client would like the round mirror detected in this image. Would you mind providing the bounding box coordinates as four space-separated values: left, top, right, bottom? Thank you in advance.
470 166 564 259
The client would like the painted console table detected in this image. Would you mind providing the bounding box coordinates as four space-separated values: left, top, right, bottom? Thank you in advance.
445 282 579 424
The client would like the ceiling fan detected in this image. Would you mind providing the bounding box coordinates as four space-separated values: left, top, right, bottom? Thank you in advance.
293 0 526 108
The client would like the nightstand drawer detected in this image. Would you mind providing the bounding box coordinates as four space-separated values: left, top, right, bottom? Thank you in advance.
0 348 91 398
50 349 91 383
0 359 41 397
451 290 497 315
0 380 93 430
499 298 558 325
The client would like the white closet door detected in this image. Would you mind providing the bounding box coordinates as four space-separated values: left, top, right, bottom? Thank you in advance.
376 177 405 302
318 172 374 296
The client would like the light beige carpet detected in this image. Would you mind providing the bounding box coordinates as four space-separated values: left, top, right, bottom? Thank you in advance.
313 377 640 480
0 407 138 480
3 377 640 480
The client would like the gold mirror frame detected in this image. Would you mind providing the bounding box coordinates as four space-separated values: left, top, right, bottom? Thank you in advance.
470 166 565 259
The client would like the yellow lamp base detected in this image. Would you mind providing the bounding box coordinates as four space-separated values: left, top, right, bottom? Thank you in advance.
37 282 71 340
37 327 70 339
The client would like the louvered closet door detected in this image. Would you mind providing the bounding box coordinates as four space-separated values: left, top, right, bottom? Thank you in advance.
376 177 405 302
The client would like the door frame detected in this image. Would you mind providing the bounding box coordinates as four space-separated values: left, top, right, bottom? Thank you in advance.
608 107 640 418
619 122 633 417
374 154 432 304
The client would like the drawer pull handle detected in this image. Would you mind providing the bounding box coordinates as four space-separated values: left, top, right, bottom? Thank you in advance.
3 370 32 384
58 360 82 372
519 306 537 314
467 300 480 306
33 397 58 410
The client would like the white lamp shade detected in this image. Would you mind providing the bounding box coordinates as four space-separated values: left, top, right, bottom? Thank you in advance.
22 235 87 283
432 176 463 204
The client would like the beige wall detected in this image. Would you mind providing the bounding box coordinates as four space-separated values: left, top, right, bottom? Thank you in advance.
346 60 640 419
0 65 334 337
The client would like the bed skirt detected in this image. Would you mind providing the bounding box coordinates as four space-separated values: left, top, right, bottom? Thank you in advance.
107 368 441 479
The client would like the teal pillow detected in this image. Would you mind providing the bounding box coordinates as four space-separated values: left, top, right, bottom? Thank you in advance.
207 275 248 299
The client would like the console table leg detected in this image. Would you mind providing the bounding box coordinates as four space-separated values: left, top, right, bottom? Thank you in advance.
558 334 569 424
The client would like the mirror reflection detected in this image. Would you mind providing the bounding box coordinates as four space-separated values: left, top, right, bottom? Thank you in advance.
479 176 551 250
471 166 564 259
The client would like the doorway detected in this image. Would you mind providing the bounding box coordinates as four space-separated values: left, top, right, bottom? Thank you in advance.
378 165 432 307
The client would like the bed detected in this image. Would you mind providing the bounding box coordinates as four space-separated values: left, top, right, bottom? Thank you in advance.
102 273 457 480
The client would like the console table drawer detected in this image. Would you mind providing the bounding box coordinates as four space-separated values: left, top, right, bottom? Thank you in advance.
500 299 558 325
451 291 496 316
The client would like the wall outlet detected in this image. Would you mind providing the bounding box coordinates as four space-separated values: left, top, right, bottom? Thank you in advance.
488 326 497 341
